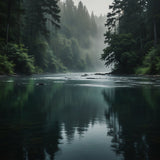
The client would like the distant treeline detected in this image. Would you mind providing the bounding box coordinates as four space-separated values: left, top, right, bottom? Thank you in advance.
0 0 103 74
102 0 160 74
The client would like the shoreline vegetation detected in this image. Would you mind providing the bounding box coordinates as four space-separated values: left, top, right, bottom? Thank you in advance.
102 0 160 75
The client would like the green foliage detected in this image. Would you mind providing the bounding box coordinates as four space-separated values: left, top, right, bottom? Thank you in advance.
53 34 86 71
31 37 67 73
136 46 160 74
102 33 138 73
58 0 100 71
60 0 97 49
0 0 101 74
23 0 61 73
0 55 14 74
103 0 160 74
24 0 60 38
5 43 35 74
22 0 96 73
46 47 67 72
48 56 67 73
0 0 61 74
33 37 50 69
0 0 24 43
135 67 150 75
57 36 74 69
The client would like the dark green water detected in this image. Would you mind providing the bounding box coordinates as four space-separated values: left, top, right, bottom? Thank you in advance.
0 73 160 160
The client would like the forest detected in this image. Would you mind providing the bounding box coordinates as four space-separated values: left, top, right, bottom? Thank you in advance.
0 0 105 74
1 0 160 75
102 0 160 74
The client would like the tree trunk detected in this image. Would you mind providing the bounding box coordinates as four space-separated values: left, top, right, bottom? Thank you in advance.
6 0 12 44
17 0 21 44
153 20 157 46
6 24 9 45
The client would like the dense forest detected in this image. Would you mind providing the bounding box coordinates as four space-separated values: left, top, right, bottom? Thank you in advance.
102 0 160 74
0 0 104 74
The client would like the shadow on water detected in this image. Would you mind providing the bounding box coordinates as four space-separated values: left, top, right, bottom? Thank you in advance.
103 87 160 160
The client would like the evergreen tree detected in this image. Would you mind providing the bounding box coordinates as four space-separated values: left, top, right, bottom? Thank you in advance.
102 0 160 74
0 0 102 74
23 0 60 69
0 0 23 44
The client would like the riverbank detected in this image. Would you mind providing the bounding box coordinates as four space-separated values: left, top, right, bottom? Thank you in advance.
1 71 160 78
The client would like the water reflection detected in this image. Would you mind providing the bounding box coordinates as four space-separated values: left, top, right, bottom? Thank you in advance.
103 87 160 160
0 80 62 160
0 77 160 160
0 78 108 160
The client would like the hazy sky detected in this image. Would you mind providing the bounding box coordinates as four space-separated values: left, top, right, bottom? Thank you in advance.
62 0 113 16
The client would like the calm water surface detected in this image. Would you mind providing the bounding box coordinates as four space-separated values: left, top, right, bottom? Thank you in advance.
0 73 160 160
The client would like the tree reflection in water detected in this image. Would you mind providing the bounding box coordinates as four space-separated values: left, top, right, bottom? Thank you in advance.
1 76 160 160
103 87 160 160
0 80 62 160
0 79 106 160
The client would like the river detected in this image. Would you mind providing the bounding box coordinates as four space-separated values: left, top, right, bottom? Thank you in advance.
0 73 160 160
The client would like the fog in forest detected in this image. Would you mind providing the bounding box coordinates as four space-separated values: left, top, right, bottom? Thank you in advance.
1 0 160 75
87 16 108 72
63 0 113 16
0 0 113 74
59 0 110 72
